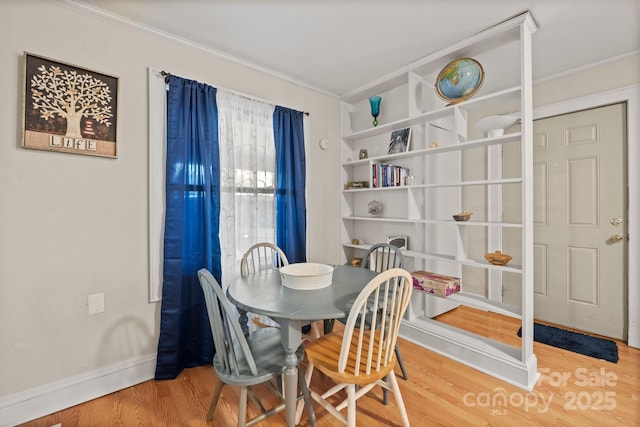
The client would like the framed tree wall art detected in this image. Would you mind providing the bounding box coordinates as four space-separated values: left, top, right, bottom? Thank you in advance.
22 52 119 158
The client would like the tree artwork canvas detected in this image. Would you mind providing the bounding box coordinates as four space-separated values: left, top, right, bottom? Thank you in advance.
22 53 118 158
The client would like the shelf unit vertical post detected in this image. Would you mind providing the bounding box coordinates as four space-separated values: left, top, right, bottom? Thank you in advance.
519 14 537 368
339 101 355 264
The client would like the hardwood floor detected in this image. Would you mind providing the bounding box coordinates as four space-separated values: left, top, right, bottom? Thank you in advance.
19 306 639 426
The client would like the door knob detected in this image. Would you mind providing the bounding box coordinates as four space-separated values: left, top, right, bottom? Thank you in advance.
610 233 624 243
610 218 623 226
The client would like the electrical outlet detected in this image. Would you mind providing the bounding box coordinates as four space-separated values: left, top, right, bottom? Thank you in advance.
88 293 105 314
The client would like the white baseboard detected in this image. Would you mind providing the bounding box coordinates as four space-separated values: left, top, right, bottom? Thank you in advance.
0 354 157 427
400 319 539 391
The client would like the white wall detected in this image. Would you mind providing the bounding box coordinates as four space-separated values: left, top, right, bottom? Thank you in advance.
533 53 639 107
0 0 340 405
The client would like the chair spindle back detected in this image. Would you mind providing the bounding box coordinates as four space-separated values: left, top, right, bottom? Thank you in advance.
362 243 404 273
339 268 413 376
240 242 289 277
198 268 258 377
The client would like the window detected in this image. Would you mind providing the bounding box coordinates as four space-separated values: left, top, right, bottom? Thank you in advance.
217 90 277 280
148 69 280 300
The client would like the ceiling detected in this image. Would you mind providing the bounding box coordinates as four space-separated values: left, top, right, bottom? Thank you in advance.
72 0 639 96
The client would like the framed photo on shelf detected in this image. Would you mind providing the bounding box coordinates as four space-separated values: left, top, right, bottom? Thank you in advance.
22 52 119 158
388 128 411 154
387 234 408 250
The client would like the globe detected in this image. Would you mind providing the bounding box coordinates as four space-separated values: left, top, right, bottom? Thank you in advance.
435 58 484 105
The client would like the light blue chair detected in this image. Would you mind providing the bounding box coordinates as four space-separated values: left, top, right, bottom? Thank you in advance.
197 268 316 426
238 242 290 336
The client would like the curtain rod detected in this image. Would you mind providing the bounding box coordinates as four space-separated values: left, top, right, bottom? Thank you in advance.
160 70 310 116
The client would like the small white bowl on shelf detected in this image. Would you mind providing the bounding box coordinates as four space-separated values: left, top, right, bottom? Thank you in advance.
474 115 520 137
280 263 334 290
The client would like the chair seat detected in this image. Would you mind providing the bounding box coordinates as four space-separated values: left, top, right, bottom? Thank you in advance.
214 327 302 386
304 330 395 386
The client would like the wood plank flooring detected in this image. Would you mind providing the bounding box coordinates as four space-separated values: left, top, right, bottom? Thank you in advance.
19 306 640 426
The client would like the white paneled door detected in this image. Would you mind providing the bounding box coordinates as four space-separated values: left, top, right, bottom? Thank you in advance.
531 103 626 339
502 103 627 338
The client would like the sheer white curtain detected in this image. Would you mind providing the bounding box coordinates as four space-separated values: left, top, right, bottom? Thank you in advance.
217 90 276 283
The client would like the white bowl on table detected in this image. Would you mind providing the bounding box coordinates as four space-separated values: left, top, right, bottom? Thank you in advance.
280 263 334 290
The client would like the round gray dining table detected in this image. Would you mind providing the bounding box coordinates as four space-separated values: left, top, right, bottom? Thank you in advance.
227 264 377 427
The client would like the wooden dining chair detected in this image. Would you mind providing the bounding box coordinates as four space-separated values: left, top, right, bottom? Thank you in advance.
240 242 321 340
325 243 408 385
240 242 289 277
361 243 409 382
363 243 405 275
298 268 413 427
197 268 317 427
238 242 289 335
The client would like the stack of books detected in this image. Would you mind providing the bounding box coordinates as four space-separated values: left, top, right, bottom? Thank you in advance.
372 163 409 188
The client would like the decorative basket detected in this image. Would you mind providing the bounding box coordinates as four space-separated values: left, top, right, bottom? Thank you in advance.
453 210 473 222
484 251 512 266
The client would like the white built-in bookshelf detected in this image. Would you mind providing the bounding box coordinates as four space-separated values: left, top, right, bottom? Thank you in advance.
339 12 539 390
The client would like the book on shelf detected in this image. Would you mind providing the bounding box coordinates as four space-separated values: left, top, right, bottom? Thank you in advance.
372 163 409 188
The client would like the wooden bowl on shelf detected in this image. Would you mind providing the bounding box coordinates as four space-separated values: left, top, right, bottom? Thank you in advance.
484 251 512 266
452 210 473 222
